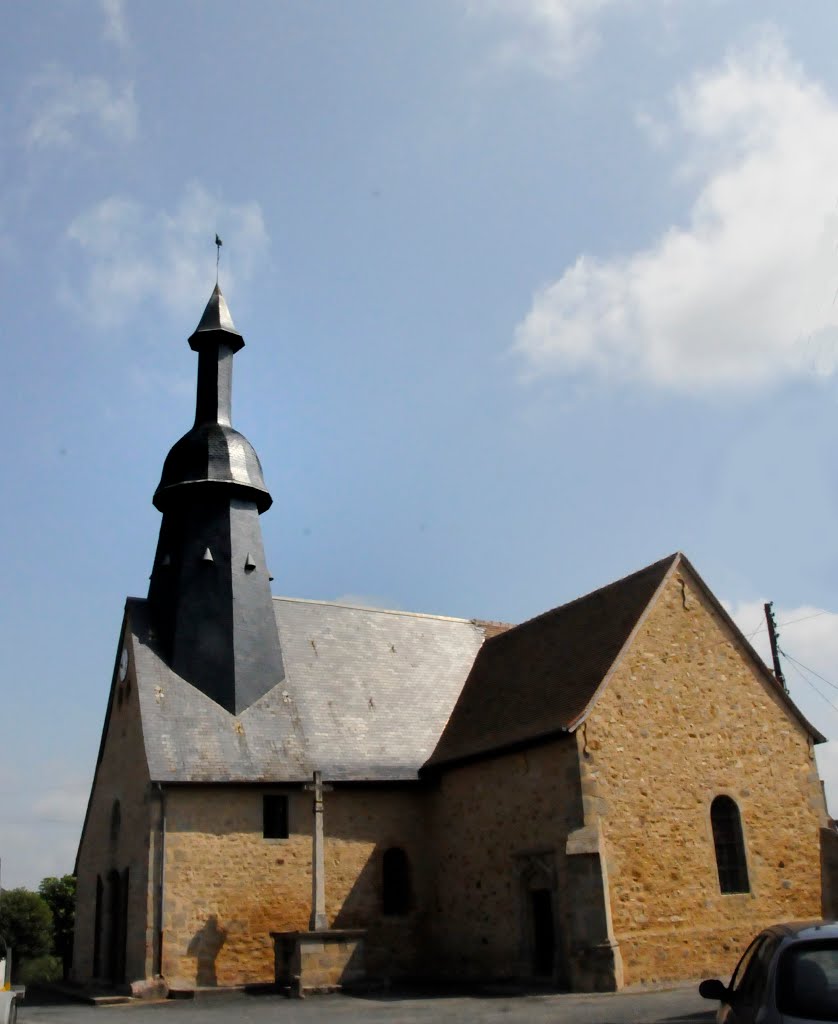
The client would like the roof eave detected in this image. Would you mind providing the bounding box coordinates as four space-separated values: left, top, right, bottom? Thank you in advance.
422 725 573 777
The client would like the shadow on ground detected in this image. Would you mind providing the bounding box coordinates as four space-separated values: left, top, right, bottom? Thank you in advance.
342 981 571 1002
18 986 79 1007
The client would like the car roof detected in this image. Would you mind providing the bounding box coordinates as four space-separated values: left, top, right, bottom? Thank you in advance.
764 921 838 942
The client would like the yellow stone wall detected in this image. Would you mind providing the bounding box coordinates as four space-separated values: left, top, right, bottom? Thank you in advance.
426 740 583 981
161 785 428 988
73 628 153 984
582 566 826 986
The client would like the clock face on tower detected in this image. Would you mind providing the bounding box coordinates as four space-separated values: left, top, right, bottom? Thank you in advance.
119 647 129 682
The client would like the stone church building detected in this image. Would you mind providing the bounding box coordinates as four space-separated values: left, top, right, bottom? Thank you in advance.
74 286 830 994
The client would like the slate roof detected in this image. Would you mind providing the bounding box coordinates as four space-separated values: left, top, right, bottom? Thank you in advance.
126 551 823 785
129 596 490 783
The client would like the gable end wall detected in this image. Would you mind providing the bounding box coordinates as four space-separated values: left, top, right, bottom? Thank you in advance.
581 568 826 985
73 629 153 985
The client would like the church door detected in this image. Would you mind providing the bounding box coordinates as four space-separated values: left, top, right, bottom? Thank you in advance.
530 888 555 977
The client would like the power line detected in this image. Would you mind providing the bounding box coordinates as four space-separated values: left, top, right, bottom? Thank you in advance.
783 656 838 716
737 610 829 645
781 649 838 693
780 610 830 629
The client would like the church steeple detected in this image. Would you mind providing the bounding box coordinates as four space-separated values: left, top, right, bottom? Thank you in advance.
189 285 242 428
147 285 284 714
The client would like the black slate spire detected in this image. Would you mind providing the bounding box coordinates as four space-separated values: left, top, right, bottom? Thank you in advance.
147 286 284 714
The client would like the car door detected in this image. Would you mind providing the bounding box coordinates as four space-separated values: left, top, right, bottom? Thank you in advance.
721 933 781 1024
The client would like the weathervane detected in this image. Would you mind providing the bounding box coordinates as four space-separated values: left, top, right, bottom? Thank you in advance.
215 233 223 284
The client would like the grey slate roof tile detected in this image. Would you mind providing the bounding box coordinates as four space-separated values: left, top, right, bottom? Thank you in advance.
130 550 825 787
128 596 488 783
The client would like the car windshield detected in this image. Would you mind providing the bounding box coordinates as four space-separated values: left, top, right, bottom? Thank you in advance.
777 939 838 1021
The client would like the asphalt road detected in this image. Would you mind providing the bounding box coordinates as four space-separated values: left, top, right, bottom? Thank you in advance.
17 984 716 1024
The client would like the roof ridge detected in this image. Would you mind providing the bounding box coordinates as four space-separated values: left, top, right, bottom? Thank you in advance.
270 594 478 624
128 593 512 631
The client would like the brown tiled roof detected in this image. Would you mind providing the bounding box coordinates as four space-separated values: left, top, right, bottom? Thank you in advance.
425 554 678 770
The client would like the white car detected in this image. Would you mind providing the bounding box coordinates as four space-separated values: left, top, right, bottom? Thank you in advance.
700 921 838 1023
0 991 18 1024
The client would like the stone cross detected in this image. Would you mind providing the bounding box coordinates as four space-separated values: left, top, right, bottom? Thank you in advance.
303 770 333 931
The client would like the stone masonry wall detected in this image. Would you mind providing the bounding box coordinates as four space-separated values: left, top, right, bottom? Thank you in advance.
161 785 428 988
73 625 152 984
820 826 838 917
427 739 583 983
581 566 827 986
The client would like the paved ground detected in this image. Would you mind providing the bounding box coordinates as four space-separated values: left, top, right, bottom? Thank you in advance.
17 984 716 1024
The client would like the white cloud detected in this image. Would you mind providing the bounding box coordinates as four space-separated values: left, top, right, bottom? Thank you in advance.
64 183 269 328
31 782 90 825
726 598 838 815
25 67 137 148
469 0 625 77
101 0 129 49
515 33 838 393
1 824 81 890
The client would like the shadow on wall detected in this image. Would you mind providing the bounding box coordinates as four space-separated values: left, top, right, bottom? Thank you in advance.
187 915 228 986
332 847 381 929
332 843 418 979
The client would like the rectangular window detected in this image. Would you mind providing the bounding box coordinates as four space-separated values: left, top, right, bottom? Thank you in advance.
263 795 289 839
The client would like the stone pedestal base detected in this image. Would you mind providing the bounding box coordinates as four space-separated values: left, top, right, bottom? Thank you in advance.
271 929 366 996
569 940 623 992
129 976 169 1000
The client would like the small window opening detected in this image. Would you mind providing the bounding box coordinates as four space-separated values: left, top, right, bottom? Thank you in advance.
711 795 750 893
110 799 121 842
382 847 411 915
263 795 289 839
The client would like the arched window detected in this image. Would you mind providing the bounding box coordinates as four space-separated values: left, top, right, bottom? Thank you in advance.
711 796 749 894
382 847 411 916
110 799 122 842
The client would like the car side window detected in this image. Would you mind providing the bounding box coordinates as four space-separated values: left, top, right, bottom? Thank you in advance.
729 936 766 997
747 936 780 1000
731 934 780 1006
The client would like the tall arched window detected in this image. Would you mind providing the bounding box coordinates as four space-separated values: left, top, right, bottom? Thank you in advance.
382 847 411 916
711 795 750 894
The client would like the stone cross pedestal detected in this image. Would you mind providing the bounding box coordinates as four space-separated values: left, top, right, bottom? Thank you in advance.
304 770 332 931
271 771 367 996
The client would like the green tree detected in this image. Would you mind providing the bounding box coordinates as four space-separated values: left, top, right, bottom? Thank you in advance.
0 888 53 981
38 876 76 979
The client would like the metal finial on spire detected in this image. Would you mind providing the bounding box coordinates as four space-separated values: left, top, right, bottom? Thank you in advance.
215 234 223 284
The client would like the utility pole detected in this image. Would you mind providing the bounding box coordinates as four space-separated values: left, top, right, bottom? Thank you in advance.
764 601 788 693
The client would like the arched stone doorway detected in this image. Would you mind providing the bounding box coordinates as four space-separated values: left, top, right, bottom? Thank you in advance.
517 850 566 986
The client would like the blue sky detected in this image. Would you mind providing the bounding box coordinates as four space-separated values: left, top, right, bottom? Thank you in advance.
3 0 838 889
